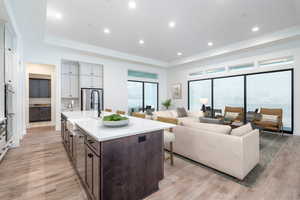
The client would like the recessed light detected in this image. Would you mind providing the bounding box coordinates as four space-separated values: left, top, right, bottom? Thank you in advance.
252 26 260 32
104 28 110 34
55 13 62 19
208 42 213 46
47 10 62 20
128 1 137 9
139 40 144 44
177 52 183 56
169 21 176 28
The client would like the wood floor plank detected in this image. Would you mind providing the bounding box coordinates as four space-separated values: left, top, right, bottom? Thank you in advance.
0 126 300 200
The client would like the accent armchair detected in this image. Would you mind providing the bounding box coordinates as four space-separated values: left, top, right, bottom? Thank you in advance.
253 108 283 135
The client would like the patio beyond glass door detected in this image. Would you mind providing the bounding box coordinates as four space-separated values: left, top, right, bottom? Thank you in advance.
144 82 158 111
189 80 212 111
213 76 244 116
247 71 292 131
128 81 143 112
128 81 158 113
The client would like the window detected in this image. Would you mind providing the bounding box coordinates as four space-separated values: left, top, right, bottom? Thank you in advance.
205 67 226 74
189 80 212 111
188 69 293 133
213 76 244 115
128 70 158 79
128 81 143 113
128 81 159 113
247 71 292 131
189 71 204 77
258 57 293 68
144 82 158 110
228 63 254 71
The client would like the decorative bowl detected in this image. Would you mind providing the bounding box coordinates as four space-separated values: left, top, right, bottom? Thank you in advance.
102 114 129 127
103 119 129 127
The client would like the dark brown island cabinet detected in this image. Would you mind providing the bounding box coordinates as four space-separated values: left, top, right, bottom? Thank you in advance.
61 114 164 200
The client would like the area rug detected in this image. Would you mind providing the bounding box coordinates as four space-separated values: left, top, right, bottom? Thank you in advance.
175 131 289 187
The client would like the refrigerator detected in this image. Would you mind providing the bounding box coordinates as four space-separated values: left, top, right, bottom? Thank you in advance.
81 88 103 111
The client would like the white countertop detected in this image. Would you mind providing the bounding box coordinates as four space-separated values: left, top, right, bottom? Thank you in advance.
62 111 176 142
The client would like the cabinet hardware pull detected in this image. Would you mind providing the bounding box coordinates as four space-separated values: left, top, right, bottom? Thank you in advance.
88 153 93 158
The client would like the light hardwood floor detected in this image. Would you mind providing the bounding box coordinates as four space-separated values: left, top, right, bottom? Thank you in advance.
0 127 300 200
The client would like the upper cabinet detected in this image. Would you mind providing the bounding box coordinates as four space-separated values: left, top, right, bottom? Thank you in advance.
61 61 79 75
79 62 103 88
61 61 103 98
61 61 79 98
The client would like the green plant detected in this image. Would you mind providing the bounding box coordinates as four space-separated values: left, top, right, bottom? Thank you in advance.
162 99 172 110
103 114 128 121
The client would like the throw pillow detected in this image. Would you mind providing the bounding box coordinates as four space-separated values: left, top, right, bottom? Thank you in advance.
177 107 188 118
231 123 253 136
261 114 278 123
224 112 239 121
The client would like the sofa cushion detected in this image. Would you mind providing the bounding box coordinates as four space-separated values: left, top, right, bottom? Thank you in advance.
224 112 239 121
154 110 174 118
200 117 223 124
231 123 253 136
187 111 204 118
170 110 178 118
182 121 232 135
177 117 199 125
261 114 278 123
177 107 188 117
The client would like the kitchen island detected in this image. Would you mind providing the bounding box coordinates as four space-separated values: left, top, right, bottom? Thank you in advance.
61 111 175 200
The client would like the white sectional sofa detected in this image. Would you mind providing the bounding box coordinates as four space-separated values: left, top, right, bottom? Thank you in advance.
154 110 260 180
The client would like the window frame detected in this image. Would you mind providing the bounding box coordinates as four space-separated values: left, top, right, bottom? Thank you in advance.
188 68 294 134
128 80 159 112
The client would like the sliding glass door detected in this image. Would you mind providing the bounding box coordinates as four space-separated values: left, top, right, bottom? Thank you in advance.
144 82 158 110
189 80 212 111
128 81 159 113
128 81 143 112
188 69 293 133
213 76 244 115
247 71 292 131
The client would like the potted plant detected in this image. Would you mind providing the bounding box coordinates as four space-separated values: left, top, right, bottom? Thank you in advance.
162 99 172 110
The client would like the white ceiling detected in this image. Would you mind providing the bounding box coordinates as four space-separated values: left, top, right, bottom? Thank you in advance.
46 0 300 63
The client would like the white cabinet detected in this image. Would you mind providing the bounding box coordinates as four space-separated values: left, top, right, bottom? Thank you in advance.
79 63 103 89
79 64 93 76
62 62 79 75
70 75 79 98
80 75 92 88
61 74 70 98
92 65 102 77
93 76 102 88
61 74 79 98
80 76 102 89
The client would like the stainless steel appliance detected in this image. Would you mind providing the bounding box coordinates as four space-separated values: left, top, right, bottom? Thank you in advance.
81 88 103 115
5 83 14 142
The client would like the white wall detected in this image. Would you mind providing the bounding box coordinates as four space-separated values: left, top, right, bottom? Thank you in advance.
26 63 56 127
23 40 168 131
167 40 300 135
